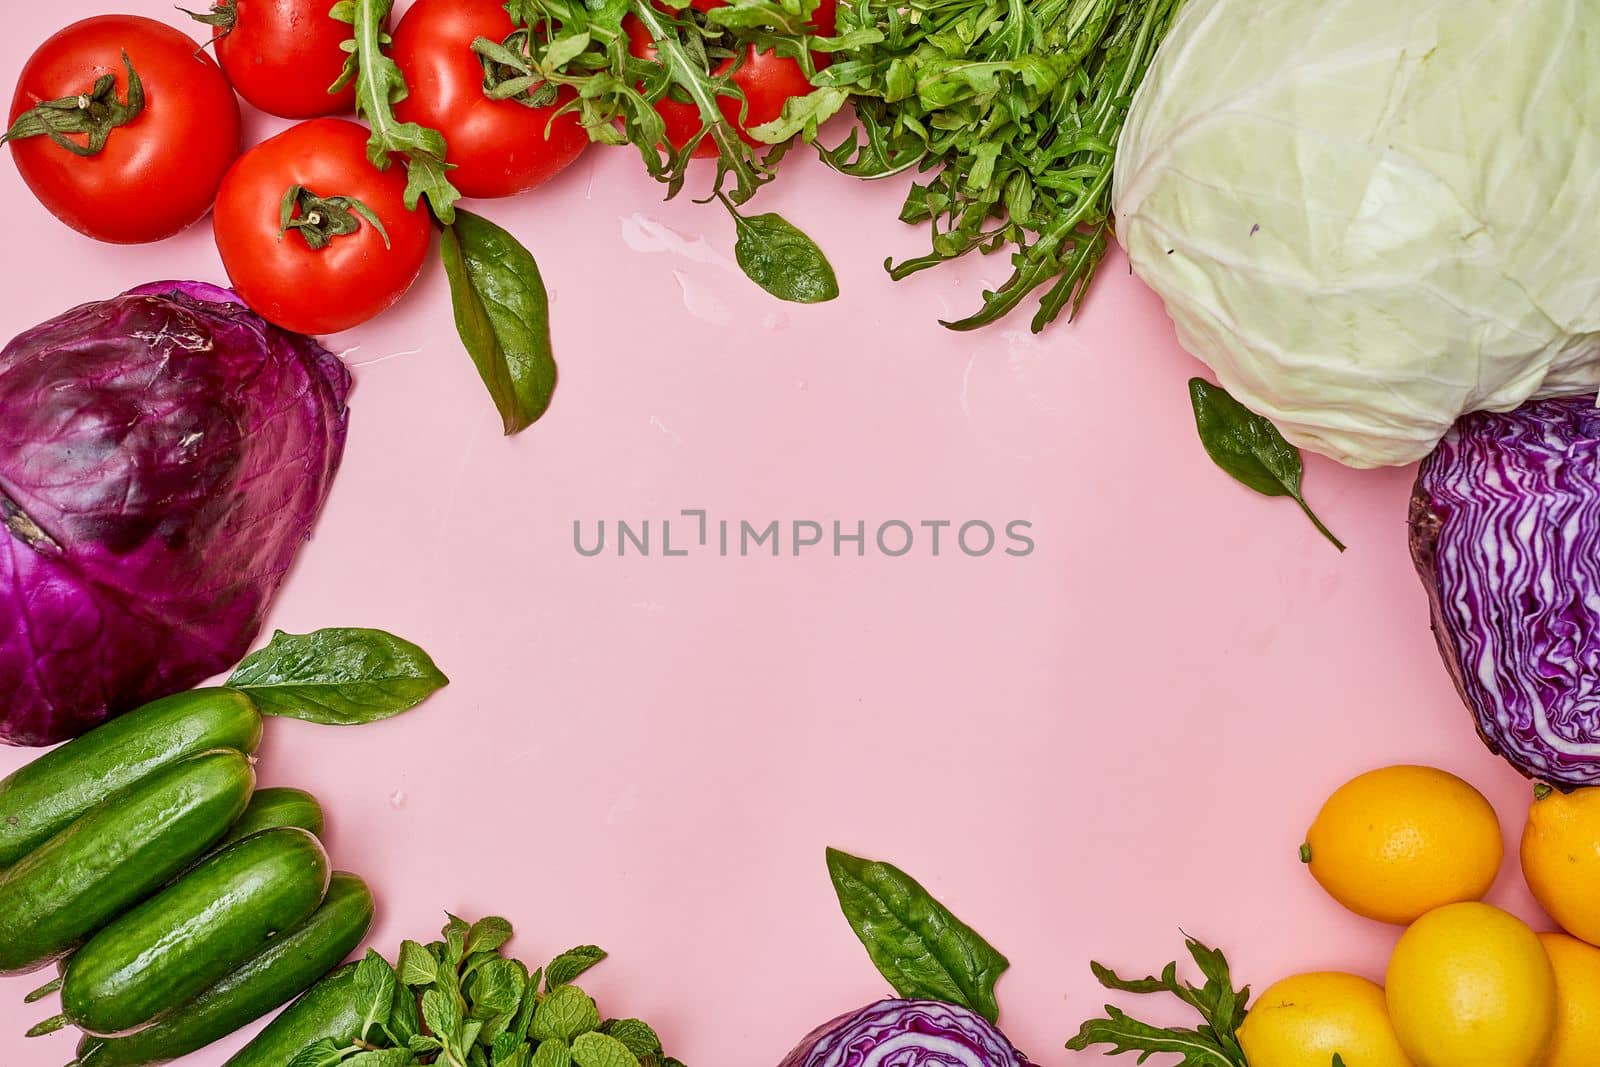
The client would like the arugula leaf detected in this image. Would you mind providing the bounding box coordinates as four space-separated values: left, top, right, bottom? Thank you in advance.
226 628 448 725
572 1032 642 1067
1065 1008 1239 1067
547 946 608 988
825 847 1009 1023
441 210 559 435
330 0 460 222
1188 378 1345 551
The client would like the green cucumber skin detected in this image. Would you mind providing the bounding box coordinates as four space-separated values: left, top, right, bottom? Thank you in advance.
64 827 332 1037
0 689 261 870
75 872 374 1067
222 962 364 1067
218 788 325 848
0 751 255 976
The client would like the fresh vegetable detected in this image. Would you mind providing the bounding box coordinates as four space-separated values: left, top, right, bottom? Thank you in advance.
1535 933 1600 1067
391 0 589 199
0 688 261 868
1302 766 1502 926
779 1000 1036 1067
73 872 375 1067
216 787 327 849
214 118 432 336
0 283 350 747
1522 786 1600 948
440 209 559 434
188 0 361 118
1067 934 1251 1064
1115 0 1600 468
221 962 364 1067
0 751 255 975
825 847 1009 1024
225 627 450 726
60 826 332 1037
1384 903 1556 1067
1189 379 1342 551
4 16 240 244
261 914 681 1067
1236 973 1410 1067
1409 396 1600 788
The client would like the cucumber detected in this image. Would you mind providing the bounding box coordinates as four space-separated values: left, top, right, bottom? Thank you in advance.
74 872 374 1067
63 827 332 1037
222 962 364 1067
217 788 325 848
0 689 261 869
0 750 255 975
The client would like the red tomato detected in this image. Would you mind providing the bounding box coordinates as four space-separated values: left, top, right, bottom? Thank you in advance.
6 16 241 244
205 0 359 118
625 0 834 158
391 0 589 200
212 119 432 336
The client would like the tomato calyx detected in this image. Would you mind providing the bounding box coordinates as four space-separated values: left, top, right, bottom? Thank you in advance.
179 0 238 35
471 30 560 109
277 184 392 251
1 52 145 158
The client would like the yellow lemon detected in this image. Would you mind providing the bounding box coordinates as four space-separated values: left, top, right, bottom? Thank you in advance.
1539 932 1600 1067
1522 786 1600 946
1386 902 1556 1067
1237 972 1412 1067
1302 765 1503 925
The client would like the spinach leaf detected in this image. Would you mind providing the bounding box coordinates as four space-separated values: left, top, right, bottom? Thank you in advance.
226 628 448 725
1188 378 1345 551
825 847 1009 1023
442 210 558 435
722 196 839 305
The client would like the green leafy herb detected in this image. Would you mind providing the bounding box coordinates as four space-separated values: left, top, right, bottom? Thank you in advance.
572 1032 641 1067
1066 935 1250 1066
825 846 1009 1023
440 210 559 435
225 627 449 725
354 950 399 1043
1188 378 1345 551
331 0 461 222
547 947 608 988
722 195 839 304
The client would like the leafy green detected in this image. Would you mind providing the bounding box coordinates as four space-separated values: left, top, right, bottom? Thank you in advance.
1188 378 1345 551
1065 935 1250 1066
226 628 449 725
723 196 839 304
826 847 1009 1023
331 0 461 222
440 211 559 435
547 947 608 988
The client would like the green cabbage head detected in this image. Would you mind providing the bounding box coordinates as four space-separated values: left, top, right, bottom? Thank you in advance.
1113 0 1600 468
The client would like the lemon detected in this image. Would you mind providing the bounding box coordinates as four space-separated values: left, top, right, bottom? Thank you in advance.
1237 972 1412 1067
1522 786 1600 946
1302 765 1503 925
1539 933 1600 1067
1386 902 1556 1067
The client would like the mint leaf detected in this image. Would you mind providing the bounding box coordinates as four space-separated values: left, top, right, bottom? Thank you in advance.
573 1032 641 1067
466 916 516 957
547 946 607 988
399 940 441 987
288 1040 346 1067
531 1038 574 1067
602 1020 662 1058
354 950 398 1043
470 958 527 1016
532 984 601 1041
825 847 1009 1023
444 914 470 964
227 628 448 725
422 987 463 1038
346 1051 420 1067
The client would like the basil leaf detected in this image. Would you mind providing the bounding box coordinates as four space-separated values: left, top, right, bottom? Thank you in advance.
572 1032 641 1067
546 945 607 988
1187 378 1345 551
227 628 448 725
724 201 839 305
441 209 558 435
825 847 1009 1023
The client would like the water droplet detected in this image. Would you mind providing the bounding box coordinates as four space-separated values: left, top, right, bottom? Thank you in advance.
389 790 407 809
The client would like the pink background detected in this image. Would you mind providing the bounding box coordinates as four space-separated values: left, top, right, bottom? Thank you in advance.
0 3 1556 1064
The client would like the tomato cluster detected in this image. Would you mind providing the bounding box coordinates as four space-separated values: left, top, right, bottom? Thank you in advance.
4 0 825 335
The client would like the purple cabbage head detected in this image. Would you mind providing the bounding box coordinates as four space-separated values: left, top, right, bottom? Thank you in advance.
778 1000 1036 1067
0 281 350 746
1411 394 1600 788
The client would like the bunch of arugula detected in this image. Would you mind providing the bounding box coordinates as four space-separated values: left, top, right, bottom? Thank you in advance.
289 916 680 1067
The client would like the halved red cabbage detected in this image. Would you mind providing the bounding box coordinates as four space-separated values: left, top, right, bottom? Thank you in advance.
778 1000 1036 1067
0 282 350 746
1411 394 1600 788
